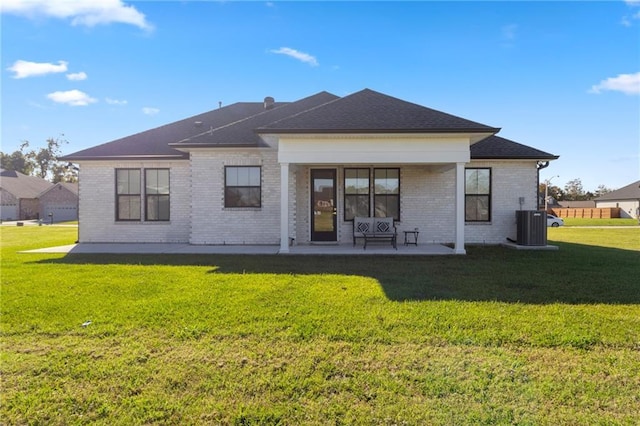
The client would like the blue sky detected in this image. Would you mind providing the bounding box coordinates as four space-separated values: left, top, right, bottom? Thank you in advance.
2 0 639 192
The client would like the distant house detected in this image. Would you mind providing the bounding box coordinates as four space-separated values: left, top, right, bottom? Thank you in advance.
62 89 558 254
595 180 640 219
38 182 79 222
0 169 53 221
557 200 596 208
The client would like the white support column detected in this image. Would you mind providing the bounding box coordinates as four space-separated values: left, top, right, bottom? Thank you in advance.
454 162 466 255
279 162 290 253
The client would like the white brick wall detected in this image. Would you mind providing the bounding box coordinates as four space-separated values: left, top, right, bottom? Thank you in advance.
189 149 282 245
78 156 539 246
77 160 191 243
294 161 539 245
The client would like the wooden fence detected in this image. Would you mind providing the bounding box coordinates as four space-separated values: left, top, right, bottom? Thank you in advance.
549 208 620 219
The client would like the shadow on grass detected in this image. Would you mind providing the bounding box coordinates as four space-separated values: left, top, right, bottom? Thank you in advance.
32 242 640 304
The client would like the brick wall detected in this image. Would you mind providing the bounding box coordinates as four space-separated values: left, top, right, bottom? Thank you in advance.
295 161 538 245
78 160 191 243
190 149 282 245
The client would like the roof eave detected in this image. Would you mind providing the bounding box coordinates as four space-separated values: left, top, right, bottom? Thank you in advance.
471 155 560 160
255 127 501 134
60 154 189 161
168 143 263 149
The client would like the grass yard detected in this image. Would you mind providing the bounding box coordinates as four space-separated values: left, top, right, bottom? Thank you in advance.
1 226 639 425
561 217 638 227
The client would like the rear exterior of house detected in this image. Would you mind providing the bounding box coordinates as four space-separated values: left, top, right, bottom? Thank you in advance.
62 89 558 254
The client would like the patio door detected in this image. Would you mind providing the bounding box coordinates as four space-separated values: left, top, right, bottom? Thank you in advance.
311 169 337 241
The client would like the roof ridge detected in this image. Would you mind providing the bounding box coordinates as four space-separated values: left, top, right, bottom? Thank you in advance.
257 92 343 130
177 101 293 143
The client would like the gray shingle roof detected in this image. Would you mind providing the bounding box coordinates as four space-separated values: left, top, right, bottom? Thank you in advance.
0 169 53 198
258 88 500 134
471 135 559 160
61 88 557 162
171 91 339 147
596 180 640 201
61 102 285 161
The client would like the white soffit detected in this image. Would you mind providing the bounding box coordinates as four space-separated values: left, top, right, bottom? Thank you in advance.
277 133 485 164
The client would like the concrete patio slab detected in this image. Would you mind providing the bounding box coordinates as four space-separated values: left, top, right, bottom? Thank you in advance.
21 242 455 255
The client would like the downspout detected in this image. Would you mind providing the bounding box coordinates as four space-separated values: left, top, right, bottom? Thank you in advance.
536 161 549 210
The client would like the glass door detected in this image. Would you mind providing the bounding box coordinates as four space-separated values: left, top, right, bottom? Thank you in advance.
311 169 337 241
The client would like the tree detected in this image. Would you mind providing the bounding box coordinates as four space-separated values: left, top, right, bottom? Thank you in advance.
594 184 614 198
0 142 35 175
0 136 76 182
25 137 68 180
564 178 588 201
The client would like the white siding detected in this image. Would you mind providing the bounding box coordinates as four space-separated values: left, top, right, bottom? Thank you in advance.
596 200 639 219
77 161 191 243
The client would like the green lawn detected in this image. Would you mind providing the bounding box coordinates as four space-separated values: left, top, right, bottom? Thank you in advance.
561 217 638 227
1 226 639 424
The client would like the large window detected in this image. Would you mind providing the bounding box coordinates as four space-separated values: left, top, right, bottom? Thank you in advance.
116 168 170 222
116 169 141 221
145 169 170 221
225 166 261 208
344 168 370 220
374 168 400 220
465 168 491 222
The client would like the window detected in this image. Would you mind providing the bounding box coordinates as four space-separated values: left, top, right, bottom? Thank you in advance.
465 168 491 222
344 168 370 220
145 169 170 221
374 168 400 220
225 166 261 208
116 169 141 221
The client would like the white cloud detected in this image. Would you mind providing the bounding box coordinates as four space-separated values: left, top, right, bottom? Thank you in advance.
106 98 127 105
142 107 159 116
47 89 97 106
7 60 68 79
270 47 319 67
589 72 640 95
67 71 87 81
0 0 152 31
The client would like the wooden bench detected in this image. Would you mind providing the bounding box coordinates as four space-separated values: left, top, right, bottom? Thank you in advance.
353 217 397 249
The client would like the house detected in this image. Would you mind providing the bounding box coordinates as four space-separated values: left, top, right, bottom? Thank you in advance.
61 89 558 254
38 182 79 222
0 169 53 221
595 180 640 219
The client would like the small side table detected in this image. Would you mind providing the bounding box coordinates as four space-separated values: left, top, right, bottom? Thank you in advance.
403 229 419 246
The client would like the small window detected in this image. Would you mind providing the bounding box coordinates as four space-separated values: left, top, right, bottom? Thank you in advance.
116 169 141 221
374 168 400 220
465 168 491 222
344 168 370 220
145 169 170 221
225 166 261 208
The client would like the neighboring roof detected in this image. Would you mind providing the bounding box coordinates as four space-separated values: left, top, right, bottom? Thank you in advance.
172 91 339 148
38 182 79 198
258 88 500 134
61 101 287 161
0 169 53 198
471 135 559 160
557 200 596 208
595 180 640 201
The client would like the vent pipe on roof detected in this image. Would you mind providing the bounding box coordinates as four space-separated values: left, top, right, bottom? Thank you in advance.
264 96 275 110
218 101 222 109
